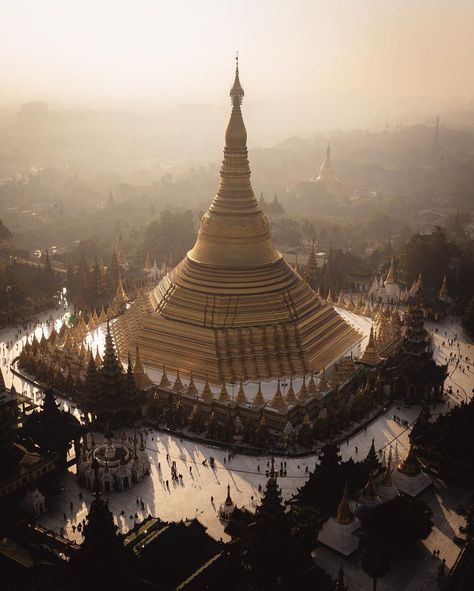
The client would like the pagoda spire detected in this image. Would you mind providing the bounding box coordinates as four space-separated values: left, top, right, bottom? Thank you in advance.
365 438 380 472
81 492 123 554
159 365 170 389
384 256 396 285
335 483 353 524
326 289 334 306
255 457 286 528
253 381 265 407
362 471 378 500
316 141 337 181
42 388 61 418
96 321 125 415
359 326 382 366
218 380 230 401
225 484 233 507
235 377 248 404
102 321 121 371
270 379 287 412
187 57 280 268
439 274 448 300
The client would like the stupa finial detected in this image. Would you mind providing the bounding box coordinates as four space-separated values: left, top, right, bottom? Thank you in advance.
230 52 244 106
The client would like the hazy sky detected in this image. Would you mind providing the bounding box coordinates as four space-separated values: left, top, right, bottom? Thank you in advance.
1 0 473 109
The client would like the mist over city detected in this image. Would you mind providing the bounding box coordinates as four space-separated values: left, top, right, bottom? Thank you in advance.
0 2 473 591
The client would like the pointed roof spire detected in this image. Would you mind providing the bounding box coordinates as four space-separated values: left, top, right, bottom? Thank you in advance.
439 274 448 300
132 344 153 390
172 369 184 392
318 367 328 392
337 290 345 307
270 379 287 413
335 483 354 524
298 375 308 401
362 471 378 500
218 380 230 401
285 378 297 403
230 51 244 106
94 346 102 368
397 445 421 476
159 365 171 389
359 326 382 366
201 375 213 401
385 256 396 285
186 371 198 395
316 141 337 182
225 484 233 507
253 381 265 407
307 373 317 395
235 377 248 404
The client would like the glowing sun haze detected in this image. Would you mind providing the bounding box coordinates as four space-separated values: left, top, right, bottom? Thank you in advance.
1 0 473 106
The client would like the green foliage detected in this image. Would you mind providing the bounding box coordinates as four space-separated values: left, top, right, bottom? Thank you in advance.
270 216 302 247
364 496 433 553
143 209 195 261
295 444 378 516
398 227 459 287
413 399 474 485
361 540 390 591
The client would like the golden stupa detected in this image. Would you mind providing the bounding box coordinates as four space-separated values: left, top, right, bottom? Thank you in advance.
113 61 359 385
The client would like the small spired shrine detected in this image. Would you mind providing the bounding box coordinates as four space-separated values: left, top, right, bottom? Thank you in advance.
369 257 408 305
391 445 432 497
358 472 382 509
77 431 149 493
376 463 399 502
358 327 382 366
317 484 361 556
219 484 236 520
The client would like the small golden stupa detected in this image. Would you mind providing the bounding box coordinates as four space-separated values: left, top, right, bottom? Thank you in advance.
113 61 358 385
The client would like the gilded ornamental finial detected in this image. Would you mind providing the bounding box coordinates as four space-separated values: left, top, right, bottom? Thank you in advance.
230 52 244 105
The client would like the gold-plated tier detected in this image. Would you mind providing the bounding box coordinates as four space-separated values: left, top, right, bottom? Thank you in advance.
113 62 359 385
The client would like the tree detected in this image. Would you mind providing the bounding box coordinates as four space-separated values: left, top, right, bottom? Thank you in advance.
143 209 195 262
365 495 433 553
398 227 459 288
361 539 390 591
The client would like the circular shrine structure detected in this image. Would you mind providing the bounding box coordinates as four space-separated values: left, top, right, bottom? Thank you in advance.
77 432 149 493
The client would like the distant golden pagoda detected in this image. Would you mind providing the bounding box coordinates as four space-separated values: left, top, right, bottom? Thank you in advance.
315 144 338 183
112 61 358 385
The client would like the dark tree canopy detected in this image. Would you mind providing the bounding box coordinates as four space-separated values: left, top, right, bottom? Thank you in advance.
398 227 459 288
364 495 433 553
